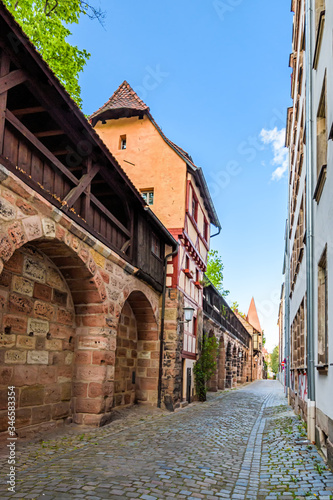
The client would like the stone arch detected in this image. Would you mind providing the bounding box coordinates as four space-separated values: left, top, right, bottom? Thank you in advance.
115 291 159 407
232 344 238 387
0 235 113 438
217 335 225 390
225 342 233 388
237 348 243 383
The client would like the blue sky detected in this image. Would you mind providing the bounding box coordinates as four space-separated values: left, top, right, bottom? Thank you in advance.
70 0 292 351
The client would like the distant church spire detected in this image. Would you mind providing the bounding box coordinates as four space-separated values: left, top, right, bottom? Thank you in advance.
247 297 262 333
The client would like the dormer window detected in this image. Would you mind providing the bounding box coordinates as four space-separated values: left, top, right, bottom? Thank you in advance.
141 189 154 205
120 135 127 150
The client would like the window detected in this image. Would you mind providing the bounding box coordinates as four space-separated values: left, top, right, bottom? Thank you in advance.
315 0 325 30
291 299 306 369
141 189 154 205
151 233 161 258
120 135 127 150
193 316 197 336
317 78 327 178
318 247 328 366
185 254 190 270
204 219 209 241
192 194 198 222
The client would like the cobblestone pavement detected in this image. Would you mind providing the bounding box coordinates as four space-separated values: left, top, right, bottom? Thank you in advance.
0 380 332 500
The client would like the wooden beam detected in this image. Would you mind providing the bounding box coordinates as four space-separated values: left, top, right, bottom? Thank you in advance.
0 51 10 154
83 158 92 225
51 149 69 156
62 163 100 209
5 109 79 186
34 129 64 138
0 69 27 94
99 164 132 221
12 106 45 116
90 194 131 238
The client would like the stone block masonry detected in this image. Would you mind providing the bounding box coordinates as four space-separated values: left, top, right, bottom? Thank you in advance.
0 167 179 439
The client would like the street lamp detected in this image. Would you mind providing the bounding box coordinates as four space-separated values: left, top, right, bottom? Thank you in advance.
180 307 195 324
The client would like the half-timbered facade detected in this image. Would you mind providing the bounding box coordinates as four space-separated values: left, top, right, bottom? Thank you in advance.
0 3 177 439
90 81 221 403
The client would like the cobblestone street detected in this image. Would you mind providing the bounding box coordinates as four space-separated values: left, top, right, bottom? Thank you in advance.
1 381 332 500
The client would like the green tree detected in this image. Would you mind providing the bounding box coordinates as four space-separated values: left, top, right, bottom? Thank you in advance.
262 330 266 347
193 334 219 402
230 301 246 318
3 0 104 107
205 250 229 296
270 345 279 375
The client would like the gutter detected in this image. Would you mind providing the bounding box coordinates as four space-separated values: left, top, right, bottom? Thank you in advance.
157 243 179 409
305 0 316 443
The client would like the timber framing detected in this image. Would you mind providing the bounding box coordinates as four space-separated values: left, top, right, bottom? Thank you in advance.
0 2 177 292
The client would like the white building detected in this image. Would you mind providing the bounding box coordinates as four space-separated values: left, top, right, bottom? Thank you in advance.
284 0 333 469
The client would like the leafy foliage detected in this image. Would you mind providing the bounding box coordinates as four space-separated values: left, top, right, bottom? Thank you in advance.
193 334 219 402
270 345 279 375
3 0 103 107
230 301 246 318
205 250 229 297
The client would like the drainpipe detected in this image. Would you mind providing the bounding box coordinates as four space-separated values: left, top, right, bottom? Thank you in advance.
157 244 179 408
210 226 221 239
305 0 316 443
285 216 291 401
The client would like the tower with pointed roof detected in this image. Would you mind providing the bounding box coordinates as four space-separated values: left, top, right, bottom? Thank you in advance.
247 297 262 333
91 82 221 405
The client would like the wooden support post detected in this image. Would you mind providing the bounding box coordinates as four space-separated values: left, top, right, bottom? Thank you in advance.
83 158 92 225
0 50 10 154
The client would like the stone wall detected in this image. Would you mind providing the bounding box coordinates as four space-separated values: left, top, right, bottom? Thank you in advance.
0 166 163 439
0 245 75 438
203 316 252 392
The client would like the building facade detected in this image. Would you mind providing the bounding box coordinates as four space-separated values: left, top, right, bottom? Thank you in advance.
0 3 179 439
283 0 333 468
277 283 285 384
90 82 220 403
236 298 264 381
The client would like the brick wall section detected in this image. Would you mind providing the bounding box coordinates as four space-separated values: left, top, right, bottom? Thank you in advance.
0 246 75 438
160 289 184 408
0 166 162 437
115 302 137 407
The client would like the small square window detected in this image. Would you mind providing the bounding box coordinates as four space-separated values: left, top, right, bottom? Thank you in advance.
141 189 154 205
151 233 161 257
120 135 127 150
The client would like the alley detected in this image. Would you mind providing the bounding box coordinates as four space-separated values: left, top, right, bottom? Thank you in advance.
1 381 332 500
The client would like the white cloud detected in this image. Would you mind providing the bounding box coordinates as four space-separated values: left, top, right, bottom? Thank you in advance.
259 127 288 181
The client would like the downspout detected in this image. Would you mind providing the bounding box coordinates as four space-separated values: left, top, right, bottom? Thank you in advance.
285 218 290 399
305 0 316 443
157 244 179 408
210 226 221 239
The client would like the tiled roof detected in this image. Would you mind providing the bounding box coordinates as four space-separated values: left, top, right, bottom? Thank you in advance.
247 297 262 333
89 81 149 119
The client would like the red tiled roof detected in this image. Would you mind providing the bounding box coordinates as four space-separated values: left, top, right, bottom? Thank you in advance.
90 81 149 119
247 297 262 333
